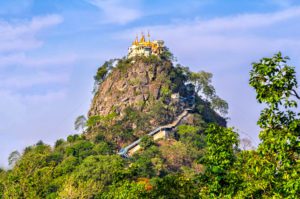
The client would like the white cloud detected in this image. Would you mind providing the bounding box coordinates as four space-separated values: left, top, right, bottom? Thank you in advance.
119 6 300 62
87 0 142 24
0 90 27 125
0 14 74 168
0 89 66 108
0 72 69 89
197 6 300 31
0 14 63 52
0 53 78 68
0 88 68 168
120 6 300 37
23 90 67 104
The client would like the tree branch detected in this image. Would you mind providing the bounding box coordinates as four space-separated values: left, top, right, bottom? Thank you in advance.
292 89 300 100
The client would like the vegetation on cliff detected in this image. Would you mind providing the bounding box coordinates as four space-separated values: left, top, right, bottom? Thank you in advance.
87 52 227 147
0 52 299 198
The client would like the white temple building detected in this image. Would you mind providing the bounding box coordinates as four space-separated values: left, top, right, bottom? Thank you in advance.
128 32 165 58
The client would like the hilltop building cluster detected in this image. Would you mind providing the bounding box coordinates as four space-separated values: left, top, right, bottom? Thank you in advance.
128 32 166 58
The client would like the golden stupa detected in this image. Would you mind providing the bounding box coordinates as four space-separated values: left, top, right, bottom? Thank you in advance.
128 32 165 58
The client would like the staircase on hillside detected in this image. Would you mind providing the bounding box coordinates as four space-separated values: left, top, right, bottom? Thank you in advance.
118 107 193 157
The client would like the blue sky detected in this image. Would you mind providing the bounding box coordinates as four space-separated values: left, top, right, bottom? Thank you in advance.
0 0 300 167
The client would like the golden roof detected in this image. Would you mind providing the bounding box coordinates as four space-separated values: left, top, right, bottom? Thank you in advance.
132 32 158 48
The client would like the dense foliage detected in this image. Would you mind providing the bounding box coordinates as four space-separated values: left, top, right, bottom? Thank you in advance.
0 52 299 198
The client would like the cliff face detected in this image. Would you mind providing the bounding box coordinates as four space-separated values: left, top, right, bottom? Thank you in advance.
88 57 189 126
87 56 226 141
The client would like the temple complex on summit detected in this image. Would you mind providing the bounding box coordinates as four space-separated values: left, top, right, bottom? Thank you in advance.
128 32 165 58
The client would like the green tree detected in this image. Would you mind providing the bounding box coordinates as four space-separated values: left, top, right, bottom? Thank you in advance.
93 141 113 155
102 181 149 199
58 155 125 198
169 64 190 92
140 135 154 149
249 52 300 197
3 144 55 198
160 141 191 171
65 140 95 161
130 154 156 178
177 125 204 149
8 150 20 167
189 71 228 115
94 59 116 84
93 59 117 93
177 125 205 160
74 115 87 132
0 168 5 199
200 124 239 198
150 174 198 198
36 140 45 146
161 47 176 61
54 139 65 148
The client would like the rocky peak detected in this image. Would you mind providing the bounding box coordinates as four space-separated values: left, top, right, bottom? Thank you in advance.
88 56 190 127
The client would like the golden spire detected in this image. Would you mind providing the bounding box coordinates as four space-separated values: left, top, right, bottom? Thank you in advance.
133 34 139 45
135 34 139 45
140 32 145 42
147 31 151 42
